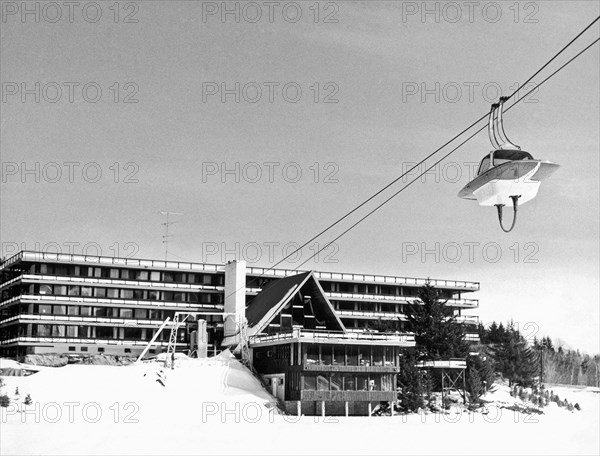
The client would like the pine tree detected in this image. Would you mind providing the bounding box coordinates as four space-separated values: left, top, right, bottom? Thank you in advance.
397 352 425 412
466 352 495 404
405 281 469 361
489 323 538 387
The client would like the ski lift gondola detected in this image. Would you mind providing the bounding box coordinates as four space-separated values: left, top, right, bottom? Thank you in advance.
458 96 560 232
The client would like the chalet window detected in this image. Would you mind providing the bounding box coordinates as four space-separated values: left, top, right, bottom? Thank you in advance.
343 375 355 391
347 346 358 365
356 374 369 391
321 346 332 366
333 346 345 365
381 374 393 391
317 375 329 391
148 291 160 301
66 326 77 337
109 269 119 279
134 308 147 319
384 347 395 366
303 375 316 390
120 308 133 318
330 374 343 391
306 345 319 364
369 376 381 391
133 289 145 300
358 346 371 366
373 347 384 366
120 269 131 280
67 306 79 316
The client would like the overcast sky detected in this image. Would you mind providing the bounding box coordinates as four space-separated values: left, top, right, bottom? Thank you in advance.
1 1 599 353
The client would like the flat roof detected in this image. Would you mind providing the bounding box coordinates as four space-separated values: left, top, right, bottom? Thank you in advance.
1 250 479 291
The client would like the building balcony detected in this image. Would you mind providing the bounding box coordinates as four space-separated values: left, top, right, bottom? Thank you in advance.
301 363 398 373
326 292 478 308
1 251 225 274
337 309 404 320
298 390 396 402
0 336 187 347
13 273 224 293
249 328 415 347
1 294 224 311
246 266 479 291
0 314 174 328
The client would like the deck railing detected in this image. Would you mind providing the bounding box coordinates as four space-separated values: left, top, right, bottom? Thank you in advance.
246 266 479 290
249 328 415 345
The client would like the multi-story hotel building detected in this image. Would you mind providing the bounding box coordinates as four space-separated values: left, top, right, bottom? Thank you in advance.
0 250 479 359
0 251 479 415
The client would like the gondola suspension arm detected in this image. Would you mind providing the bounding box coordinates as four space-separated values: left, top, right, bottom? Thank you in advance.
495 195 521 233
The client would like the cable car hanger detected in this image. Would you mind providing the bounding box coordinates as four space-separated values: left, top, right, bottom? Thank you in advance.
457 97 560 233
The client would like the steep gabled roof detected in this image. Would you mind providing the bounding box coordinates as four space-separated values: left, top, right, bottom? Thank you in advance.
245 271 345 336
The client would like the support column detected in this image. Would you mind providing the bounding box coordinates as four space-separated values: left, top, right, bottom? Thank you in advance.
345 401 349 417
321 401 325 418
224 260 247 346
368 402 372 417
297 400 301 417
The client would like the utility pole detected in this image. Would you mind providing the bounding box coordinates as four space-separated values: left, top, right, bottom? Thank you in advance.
159 211 184 261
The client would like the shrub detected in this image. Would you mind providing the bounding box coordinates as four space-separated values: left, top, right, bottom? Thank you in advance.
574 403 581 411
0 394 10 407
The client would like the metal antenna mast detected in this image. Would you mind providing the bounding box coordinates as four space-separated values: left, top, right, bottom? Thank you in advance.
159 211 184 261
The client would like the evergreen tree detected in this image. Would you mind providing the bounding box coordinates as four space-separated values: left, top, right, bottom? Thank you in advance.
397 352 425 412
489 323 538 387
405 281 469 361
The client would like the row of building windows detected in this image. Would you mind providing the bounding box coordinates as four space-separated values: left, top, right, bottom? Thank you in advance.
27 284 223 304
0 323 188 343
0 303 224 323
302 373 395 392
304 344 396 367
24 263 225 286
333 301 408 312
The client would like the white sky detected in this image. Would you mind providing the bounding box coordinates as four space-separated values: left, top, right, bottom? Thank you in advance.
1 1 598 353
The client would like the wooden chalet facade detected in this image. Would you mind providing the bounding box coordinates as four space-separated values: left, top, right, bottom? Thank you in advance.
242 271 414 416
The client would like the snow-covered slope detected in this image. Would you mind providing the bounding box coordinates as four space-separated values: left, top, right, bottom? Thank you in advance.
1 355 598 456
